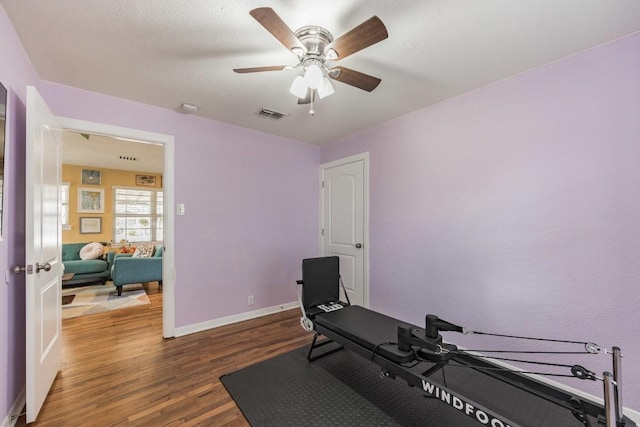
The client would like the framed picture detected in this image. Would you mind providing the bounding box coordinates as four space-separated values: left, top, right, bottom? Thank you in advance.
136 174 156 187
77 187 105 213
81 169 101 185
79 217 102 234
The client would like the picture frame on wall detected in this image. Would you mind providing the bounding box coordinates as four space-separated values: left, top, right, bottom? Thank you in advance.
79 217 101 234
136 174 156 187
81 169 102 185
77 187 105 213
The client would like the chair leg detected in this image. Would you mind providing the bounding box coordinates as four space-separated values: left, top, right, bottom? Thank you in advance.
307 333 320 360
158 280 162 287
307 332 344 362
117 286 122 296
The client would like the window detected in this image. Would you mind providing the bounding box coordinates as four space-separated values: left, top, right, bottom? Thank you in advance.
113 187 163 243
61 182 71 229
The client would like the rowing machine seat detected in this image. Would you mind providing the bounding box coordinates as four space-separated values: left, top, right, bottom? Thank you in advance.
296 256 350 359
296 256 350 321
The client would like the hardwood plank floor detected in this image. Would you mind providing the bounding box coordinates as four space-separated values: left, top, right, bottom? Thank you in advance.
16 282 312 426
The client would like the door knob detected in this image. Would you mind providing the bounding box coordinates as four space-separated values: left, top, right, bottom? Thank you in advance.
36 262 52 273
355 243 362 249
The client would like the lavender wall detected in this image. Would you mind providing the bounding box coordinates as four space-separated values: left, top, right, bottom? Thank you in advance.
1 3 320 420
0 5 40 422
322 33 640 409
39 81 321 327
3 0 638 420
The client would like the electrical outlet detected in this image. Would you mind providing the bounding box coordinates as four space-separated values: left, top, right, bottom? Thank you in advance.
248 295 254 306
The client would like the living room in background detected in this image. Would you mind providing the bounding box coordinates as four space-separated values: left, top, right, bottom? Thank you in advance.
59 123 174 340
61 164 163 245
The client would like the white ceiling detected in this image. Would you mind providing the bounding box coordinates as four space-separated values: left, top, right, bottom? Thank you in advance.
2 0 640 145
62 131 163 174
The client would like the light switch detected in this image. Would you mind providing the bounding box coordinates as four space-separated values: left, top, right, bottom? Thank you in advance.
177 203 185 216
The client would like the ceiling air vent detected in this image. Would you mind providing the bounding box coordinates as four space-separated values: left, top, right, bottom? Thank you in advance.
258 107 287 120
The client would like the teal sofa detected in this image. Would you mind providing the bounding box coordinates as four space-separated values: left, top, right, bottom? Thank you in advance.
111 245 163 296
62 242 114 286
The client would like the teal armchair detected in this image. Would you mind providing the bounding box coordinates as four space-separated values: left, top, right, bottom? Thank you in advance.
111 245 163 296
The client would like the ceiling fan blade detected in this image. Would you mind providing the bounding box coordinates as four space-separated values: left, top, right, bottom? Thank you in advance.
324 16 388 61
233 65 289 73
250 8 306 53
297 89 316 105
329 66 381 92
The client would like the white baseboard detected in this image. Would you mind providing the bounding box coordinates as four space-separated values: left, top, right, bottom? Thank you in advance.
1 387 25 427
174 301 299 337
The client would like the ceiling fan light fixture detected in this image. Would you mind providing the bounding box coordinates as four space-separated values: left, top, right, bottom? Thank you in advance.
317 77 335 99
289 75 308 98
304 63 324 89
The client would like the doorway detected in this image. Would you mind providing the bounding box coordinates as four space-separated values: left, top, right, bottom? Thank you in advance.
59 117 175 337
60 130 165 320
24 87 175 422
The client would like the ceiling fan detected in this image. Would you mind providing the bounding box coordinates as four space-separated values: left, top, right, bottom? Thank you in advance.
233 7 388 115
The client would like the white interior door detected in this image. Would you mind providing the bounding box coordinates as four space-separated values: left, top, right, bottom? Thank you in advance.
321 154 368 306
25 85 63 423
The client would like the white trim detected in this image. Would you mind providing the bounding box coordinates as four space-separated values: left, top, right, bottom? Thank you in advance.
0 85 9 242
174 302 299 337
57 117 176 338
319 152 370 308
1 387 25 427
111 184 162 191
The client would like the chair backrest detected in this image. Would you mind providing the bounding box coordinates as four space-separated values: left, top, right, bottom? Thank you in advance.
301 256 340 309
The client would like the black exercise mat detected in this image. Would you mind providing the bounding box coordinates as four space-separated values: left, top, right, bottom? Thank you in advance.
221 344 597 427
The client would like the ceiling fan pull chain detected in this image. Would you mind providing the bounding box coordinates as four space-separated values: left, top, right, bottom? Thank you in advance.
309 90 315 116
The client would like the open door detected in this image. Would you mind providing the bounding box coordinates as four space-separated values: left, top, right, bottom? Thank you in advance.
25 85 63 422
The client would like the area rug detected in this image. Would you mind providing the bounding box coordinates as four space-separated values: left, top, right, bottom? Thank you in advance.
220 345 595 427
221 345 476 427
62 283 150 319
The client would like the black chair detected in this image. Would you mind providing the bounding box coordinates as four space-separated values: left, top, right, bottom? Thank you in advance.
296 256 350 360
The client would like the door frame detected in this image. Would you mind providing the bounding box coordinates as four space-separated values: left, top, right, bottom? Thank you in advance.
58 117 176 337
319 152 370 307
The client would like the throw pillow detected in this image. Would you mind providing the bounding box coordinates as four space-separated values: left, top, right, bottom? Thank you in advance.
79 242 103 260
132 243 155 258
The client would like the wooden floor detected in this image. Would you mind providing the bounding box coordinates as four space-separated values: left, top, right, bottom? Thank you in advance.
17 283 312 426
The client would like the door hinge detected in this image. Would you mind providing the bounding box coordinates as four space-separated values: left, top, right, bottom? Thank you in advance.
321 181 324 188
321 228 324 236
